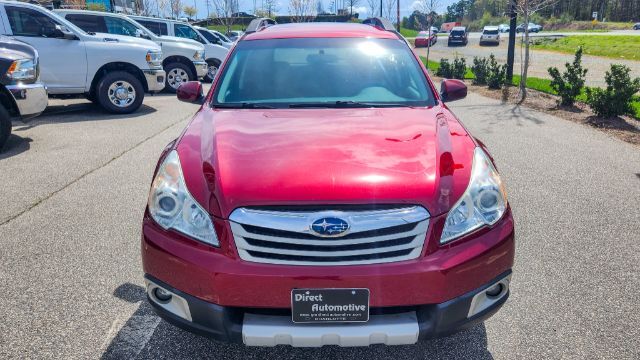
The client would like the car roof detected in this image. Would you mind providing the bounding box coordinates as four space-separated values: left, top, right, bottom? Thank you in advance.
54 9 126 18
242 23 398 41
452 26 466 30
129 15 188 25
483 26 499 30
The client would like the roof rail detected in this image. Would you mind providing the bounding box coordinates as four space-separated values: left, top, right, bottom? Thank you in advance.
362 17 395 32
245 18 277 34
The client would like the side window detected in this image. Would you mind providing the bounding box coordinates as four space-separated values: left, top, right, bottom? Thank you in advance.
197 29 218 44
5 6 62 38
104 17 139 37
64 14 107 33
174 24 205 44
136 20 167 36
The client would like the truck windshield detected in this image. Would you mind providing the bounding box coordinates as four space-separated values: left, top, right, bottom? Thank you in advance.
213 38 435 108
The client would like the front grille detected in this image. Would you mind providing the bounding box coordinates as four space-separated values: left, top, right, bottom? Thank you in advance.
229 206 430 266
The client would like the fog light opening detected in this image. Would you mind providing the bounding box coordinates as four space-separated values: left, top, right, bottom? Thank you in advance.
154 287 173 303
485 283 503 298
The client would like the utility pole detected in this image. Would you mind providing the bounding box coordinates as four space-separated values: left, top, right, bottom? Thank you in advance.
396 0 400 31
506 0 517 83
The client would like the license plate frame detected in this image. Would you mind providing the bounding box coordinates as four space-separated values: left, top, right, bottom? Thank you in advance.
291 288 370 324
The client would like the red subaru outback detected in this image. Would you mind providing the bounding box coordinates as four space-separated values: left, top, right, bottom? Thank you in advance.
142 21 514 347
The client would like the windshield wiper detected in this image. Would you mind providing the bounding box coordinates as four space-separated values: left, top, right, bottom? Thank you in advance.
289 101 412 108
213 103 276 109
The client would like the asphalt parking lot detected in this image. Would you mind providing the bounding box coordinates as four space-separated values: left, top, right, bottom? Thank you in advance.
1 89 639 359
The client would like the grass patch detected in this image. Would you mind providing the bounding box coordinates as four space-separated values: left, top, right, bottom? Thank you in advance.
423 56 640 119
532 35 640 60
400 27 419 38
206 24 247 32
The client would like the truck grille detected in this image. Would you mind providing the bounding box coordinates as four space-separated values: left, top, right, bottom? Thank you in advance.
229 206 430 266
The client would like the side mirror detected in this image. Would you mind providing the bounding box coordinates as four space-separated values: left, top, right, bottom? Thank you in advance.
135 29 150 40
176 81 204 104
55 25 77 40
440 79 467 103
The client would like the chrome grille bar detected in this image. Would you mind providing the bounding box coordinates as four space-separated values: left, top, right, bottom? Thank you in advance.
229 206 430 266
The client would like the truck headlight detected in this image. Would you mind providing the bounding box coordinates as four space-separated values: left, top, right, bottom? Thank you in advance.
148 150 219 246
145 50 163 68
440 147 508 244
193 50 205 61
7 58 37 81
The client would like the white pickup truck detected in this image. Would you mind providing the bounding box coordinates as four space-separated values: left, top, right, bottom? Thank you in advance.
130 16 229 82
0 1 166 113
55 9 208 92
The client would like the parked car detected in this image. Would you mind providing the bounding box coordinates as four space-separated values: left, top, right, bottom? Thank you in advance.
193 26 233 49
414 30 437 47
55 10 208 92
430 26 439 34
0 1 165 114
498 24 510 33
231 12 255 18
448 26 468 46
0 36 47 150
144 22 514 347
516 22 543 33
225 30 244 42
634 23 640 30
480 26 500 46
130 16 229 82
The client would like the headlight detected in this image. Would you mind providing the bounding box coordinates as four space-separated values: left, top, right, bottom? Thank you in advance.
440 147 508 244
145 50 163 68
6 58 37 81
148 150 219 246
193 50 205 61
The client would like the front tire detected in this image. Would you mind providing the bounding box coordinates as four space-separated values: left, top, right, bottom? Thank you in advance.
0 105 11 151
203 59 221 83
165 62 194 93
96 71 144 114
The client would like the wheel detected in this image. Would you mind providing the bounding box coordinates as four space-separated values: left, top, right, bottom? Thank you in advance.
0 104 11 151
96 71 144 114
203 59 221 83
165 62 194 93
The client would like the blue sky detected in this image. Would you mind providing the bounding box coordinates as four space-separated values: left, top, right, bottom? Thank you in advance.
185 0 457 20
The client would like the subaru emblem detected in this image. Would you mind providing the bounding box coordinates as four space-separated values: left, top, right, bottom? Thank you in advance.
310 217 350 237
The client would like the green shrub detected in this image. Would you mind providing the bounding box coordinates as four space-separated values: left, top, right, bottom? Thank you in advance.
548 47 588 106
471 56 489 85
486 55 506 89
586 64 640 117
86 2 106 11
436 57 466 79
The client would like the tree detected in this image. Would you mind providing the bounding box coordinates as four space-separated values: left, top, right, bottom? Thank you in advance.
289 0 316 22
413 0 441 69
170 0 184 18
365 0 378 17
212 0 235 32
514 0 559 102
264 0 278 16
183 5 197 19
345 0 360 16
383 0 396 22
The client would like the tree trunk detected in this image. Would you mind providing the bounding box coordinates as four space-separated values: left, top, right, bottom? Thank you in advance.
519 1 530 103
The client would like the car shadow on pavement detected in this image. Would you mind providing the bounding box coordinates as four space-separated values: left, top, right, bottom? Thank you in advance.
12 104 158 131
102 284 494 360
0 134 31 160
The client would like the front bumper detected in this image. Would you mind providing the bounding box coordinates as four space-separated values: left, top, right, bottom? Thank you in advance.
480 37 500 44
193 60 208 78
6 82 47 119
145 271 512 346
142 69 166 92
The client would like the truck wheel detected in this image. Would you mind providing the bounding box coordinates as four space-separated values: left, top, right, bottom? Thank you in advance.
0 105 11 151
96 71 144 114
203 59 221 83
165 62 194 93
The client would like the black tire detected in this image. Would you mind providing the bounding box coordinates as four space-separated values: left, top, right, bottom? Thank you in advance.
164 62 194 93
0 104 11 151
203 59 221 83
96 71 144 114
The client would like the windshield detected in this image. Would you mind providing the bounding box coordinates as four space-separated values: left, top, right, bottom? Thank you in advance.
49 10 87 35
483 29 499 35
417 32 430 38
451 30 464 35
213 38 435 108
197 29 218 43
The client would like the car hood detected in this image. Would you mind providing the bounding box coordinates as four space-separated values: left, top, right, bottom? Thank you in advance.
158 35 202 47
91 33 159 48
176 107 476 218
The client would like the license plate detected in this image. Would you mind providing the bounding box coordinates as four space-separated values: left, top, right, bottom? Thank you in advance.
291 288 369 323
